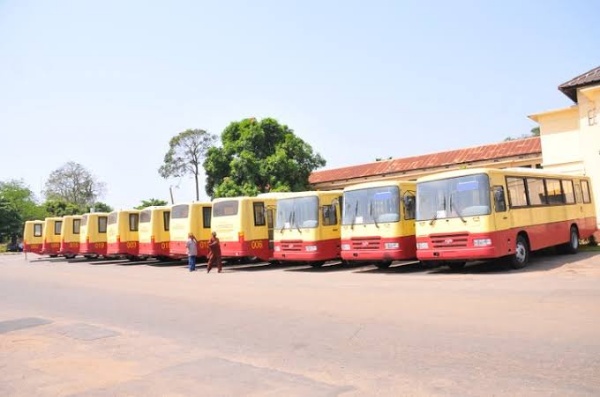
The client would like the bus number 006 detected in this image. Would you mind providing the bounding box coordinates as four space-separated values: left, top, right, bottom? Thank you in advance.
250 241 263 249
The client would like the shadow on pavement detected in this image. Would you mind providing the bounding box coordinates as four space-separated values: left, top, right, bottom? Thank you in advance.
354 261 428 274
226 261 305 272
286 261 372 273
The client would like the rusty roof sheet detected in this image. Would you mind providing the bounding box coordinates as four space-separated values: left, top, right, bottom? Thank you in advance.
309 137 541 184
559 66 600 102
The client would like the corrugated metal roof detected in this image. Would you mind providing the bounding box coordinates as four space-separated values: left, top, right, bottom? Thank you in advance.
309 137 541 184
559 66 600 102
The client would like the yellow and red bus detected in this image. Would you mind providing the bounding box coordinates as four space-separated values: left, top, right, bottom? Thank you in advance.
415 168 597 270
341 181 417 268
211 196 277 262
79 212 109 258
274 190 343 267
59 215 82 259
169 202 212 259
107 210 140 259
23 220 44 254
41 217 63 257
138 206 171 259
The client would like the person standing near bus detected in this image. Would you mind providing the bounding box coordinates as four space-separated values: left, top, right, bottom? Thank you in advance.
206 231 222 273
187 233 198 272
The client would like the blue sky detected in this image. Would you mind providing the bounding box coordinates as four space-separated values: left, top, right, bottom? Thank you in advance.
1 0 598 210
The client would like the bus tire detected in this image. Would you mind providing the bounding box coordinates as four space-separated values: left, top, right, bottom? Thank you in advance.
65 254 76 259
448 262 465 271
375 261 392 269
49 254 58 258
420 260 438 269
560 226 579 255
510 234 529 269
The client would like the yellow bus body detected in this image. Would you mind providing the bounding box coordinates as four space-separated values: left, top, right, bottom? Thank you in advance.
341 180 417 267
274 190 343 265
169 202 212 258
415 167 597 268
211 196 279 261
60 215 82 258
41 217 63 256
79 212 109 257
107 210 140 257
23 220 44 254
138 206 171 258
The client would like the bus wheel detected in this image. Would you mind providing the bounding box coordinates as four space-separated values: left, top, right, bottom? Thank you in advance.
310 261 325 268
375 261 392 269
448 262 465 271
561 226 579 255
510 235 529 269
65 254 76 259
49 254 58 258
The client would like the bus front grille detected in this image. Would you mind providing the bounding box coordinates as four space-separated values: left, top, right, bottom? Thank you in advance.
281 240 303 252
350 237 381 250
431 233 469 248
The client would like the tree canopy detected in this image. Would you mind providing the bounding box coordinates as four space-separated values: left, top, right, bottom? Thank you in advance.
44 162 105 208
0 180 46 240
204 117 326 198
135 198 168 210
159 129 217 201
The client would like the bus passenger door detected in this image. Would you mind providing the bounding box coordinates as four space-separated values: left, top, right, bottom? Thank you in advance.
266 207 274 250
492 185 511 254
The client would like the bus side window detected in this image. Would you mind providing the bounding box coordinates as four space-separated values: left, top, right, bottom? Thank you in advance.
322 205 337 226
129 214 139 231
493 186 507 212
253 202 266 226
163 212 170 231
581 180 592 203
34 224 43 237
574 183 583 203
98 217 108 233
202 207 212 228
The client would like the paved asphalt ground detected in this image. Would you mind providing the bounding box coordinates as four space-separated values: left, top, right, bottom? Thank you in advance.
1 250 600 396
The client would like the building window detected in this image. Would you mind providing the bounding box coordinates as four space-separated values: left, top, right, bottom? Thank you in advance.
588 107 597 126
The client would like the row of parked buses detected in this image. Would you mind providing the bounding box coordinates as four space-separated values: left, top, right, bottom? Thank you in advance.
22 167 597 270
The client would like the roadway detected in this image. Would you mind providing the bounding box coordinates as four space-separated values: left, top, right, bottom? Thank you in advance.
1 251 599 396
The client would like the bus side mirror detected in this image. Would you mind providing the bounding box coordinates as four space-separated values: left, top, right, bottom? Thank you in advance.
493 186 506 212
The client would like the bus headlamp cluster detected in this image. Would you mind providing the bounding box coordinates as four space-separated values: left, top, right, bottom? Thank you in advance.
416 242 429 250
384 242 399 250
274 246 281 252
341 244 351 251
305 245 318 252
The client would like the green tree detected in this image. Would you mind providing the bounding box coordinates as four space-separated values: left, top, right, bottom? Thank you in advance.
0 197 22 241
159 129 217 201
88 202 113 213
0 180 46 222
43 199 81 217
204 117 326 198
135 198 168 210
44 162 105 208
531 126 540 136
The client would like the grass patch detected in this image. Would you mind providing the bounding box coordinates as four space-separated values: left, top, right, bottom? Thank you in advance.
0 244 7 253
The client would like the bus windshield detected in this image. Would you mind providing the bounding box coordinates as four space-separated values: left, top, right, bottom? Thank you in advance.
276 196 319 229
342 186 400 225
417 173 491 221
213 200 239 217
171 204 190 219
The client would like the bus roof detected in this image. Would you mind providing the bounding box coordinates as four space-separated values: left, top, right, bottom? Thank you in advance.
61 215 83 219
343 179 416 192
416 167 589 183
275 190 342 199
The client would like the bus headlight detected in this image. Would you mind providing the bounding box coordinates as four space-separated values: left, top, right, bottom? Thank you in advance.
305 245 317 252
341 244 350 251
274 246 281 252
473 238 492 247
384 242 399 250
416 242 429 250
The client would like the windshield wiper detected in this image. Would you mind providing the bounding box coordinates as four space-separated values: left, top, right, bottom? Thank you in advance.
294 213 302 234
429 212 438 226
350 201 358 230
369 201 379 228
450 194 467 224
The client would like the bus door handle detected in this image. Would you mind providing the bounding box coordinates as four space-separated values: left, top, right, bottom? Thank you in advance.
502 216 508 220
